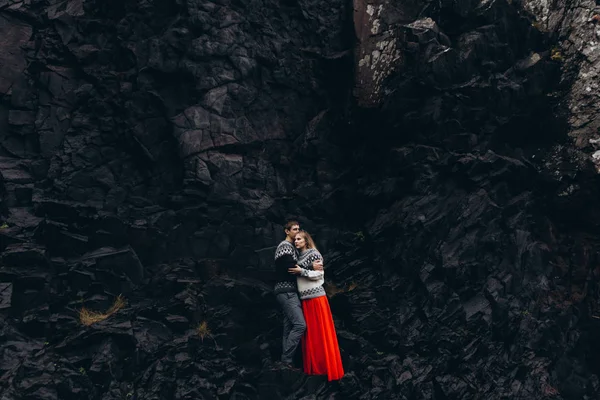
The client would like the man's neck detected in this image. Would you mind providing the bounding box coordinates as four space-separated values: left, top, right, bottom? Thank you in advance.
285 237 294 243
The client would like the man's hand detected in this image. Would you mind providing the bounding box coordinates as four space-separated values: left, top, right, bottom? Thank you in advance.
288 266 302 275
313 259 324 271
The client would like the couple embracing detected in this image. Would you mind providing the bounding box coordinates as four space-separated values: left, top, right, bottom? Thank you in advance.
273 220 344 381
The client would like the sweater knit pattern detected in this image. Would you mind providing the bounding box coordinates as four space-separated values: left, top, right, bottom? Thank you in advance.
297 248 326 300
274 240 297 260
274 240 298 294
274 281 296 293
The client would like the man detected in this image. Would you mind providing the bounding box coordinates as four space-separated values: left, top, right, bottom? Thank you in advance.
274 220 323 367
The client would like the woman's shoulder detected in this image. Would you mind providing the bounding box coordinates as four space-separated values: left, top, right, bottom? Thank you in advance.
307 248 322 259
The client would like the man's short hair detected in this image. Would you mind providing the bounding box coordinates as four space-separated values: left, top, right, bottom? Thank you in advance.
284 220 299 232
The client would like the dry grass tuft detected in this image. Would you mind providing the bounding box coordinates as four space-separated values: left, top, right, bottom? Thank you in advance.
326 281 359 298
325 282 345 297
79 295 126 326
550 47 563 61
196 321 211 341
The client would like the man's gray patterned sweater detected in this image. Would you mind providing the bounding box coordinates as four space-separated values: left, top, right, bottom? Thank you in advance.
274 240 298 294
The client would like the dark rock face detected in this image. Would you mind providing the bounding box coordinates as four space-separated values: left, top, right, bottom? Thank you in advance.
522 0 600 155
1 0 600 399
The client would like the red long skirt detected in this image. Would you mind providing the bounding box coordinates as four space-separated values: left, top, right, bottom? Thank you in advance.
301 295 344 381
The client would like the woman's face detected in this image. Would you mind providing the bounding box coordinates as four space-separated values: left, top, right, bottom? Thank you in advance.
294 234 306 249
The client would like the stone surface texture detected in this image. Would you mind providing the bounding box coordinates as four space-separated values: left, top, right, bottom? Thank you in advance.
0 0 599 399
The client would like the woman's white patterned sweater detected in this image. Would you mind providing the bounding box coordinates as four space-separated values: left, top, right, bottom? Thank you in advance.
296 248 326 300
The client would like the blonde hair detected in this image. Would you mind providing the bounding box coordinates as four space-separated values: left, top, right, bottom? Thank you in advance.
297 230 318 251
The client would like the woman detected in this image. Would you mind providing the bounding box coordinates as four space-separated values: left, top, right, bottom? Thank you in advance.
288 231 344 381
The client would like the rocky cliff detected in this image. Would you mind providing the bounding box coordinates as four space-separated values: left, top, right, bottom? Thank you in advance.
1 0 600 399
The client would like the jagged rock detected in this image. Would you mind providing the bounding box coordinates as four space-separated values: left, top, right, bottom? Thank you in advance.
0 15 32 96
1 243 48 269
521 0 600 202
79 246 144 285
0 0 599 398
258 366 328 399
0 282 12 309
353 0 406 107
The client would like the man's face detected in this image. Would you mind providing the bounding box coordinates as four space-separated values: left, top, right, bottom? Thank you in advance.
285 225 300 239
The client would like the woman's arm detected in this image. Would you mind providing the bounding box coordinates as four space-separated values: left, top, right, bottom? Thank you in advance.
300 268 324 280
289 256 325 280
289 265 324 280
